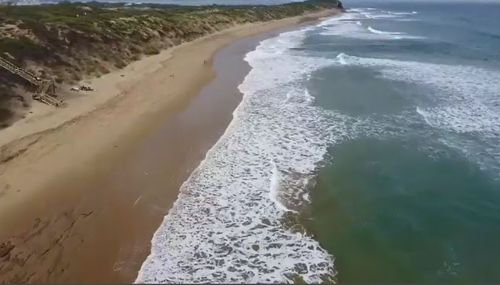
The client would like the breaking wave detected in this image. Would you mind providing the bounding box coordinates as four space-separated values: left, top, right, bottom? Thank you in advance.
136 25 346 284
332 52 500 177
320 10 423 40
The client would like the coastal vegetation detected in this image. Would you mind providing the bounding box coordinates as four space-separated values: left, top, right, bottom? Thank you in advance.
0 0 339 127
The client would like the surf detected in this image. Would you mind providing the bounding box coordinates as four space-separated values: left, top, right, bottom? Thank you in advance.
137 26 339 284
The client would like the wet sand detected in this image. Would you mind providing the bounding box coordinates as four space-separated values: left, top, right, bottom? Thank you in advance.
0 9 339 283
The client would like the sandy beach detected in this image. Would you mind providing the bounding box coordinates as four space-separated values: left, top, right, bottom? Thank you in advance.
0 8 339 283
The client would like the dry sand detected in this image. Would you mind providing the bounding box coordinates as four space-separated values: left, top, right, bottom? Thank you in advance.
0 9 339 283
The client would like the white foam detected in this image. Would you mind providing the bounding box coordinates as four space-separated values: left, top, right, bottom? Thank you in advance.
390 11 418 16
318 12 423 40
394 18 420 22
332 53 500 133
317 12 360 27
368 26 400 35
285 88 315 104
269 163 297 213
336 53 349 65
348 7 418 20
137 26 345 284
333 53 500 174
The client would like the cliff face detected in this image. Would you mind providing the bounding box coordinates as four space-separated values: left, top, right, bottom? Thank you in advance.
0 0 338 126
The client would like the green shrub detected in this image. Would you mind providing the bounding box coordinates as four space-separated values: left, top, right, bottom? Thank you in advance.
114 59 127 69
144 46 160 55
0 37 48 61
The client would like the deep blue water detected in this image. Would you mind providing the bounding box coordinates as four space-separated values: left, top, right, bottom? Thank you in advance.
300 1 500 283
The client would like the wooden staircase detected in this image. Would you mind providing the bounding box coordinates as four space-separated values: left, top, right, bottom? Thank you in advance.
0 56 62 107
34 80 61 107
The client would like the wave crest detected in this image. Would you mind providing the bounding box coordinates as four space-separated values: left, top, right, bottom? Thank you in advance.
137 26 340 284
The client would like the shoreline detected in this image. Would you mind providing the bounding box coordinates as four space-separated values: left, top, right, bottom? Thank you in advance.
0 8 339 283
137 11 340 283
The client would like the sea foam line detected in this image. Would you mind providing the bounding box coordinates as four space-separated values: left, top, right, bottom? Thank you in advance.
318 10 423 40
332 52 500 176
136 22 344 284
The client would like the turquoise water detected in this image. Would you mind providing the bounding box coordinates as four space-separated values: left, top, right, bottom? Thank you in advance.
310 139 500 283
302 2 500 283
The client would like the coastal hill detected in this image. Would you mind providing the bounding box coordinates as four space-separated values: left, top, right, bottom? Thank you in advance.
0 0 339 127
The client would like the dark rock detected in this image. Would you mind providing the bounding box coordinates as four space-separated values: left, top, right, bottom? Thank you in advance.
337 0 345 11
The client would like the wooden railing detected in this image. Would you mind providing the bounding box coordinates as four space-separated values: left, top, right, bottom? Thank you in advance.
0 56 62 107
0 57 39 85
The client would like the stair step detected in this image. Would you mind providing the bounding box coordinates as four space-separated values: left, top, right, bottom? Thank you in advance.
1 56 61 107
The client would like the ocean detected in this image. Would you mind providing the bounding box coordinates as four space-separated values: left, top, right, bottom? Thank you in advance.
138 1 500 283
